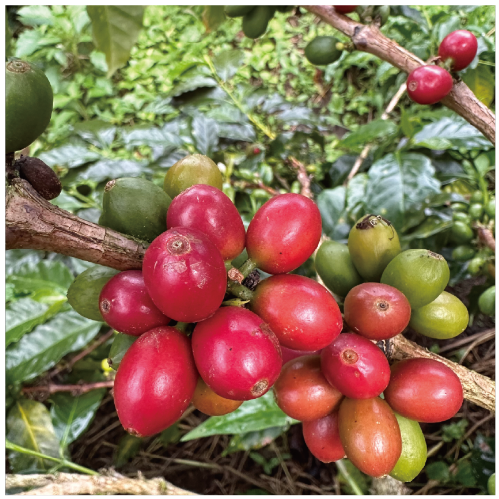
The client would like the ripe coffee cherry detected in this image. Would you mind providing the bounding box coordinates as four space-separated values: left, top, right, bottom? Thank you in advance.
321 333 390 399
250 274 342 351
167 185 245 262
246 193 322 274
406 66 453 105
114 327 197 437
99 271 170 336
338 397 402 478
192 307 282 400
302 411 346 463
344 283 411 340
334 6 357 14
192 377 243 416
142 227 226 323
384 358 464 423
281 345 321 364
273 355 343 421
438 30 478 71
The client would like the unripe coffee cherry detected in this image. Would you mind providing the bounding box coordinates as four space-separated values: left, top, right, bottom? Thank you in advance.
302 411 346 463
192 378 243 416
406 66 453 105
438 30 478 71
192 307 282 400
99 270 170 336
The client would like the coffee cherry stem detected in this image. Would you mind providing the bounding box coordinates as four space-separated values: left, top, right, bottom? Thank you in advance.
238 258 258 278
227 281 254 301
174 322 189 333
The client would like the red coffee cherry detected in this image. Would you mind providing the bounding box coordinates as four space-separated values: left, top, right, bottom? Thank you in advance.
166 184 246 262
302 411 346 463
142 227 226 322
321 333 390 399
114 326 197 437
334 6 357 14
438 30 478 71
192 377 243 416
344 283 411 341
99 270 170 336
338 397 402 478
246 193 322 274
384 358 464 423
192 306 282 400
281 345 321 365
407 66 453 105
251 274 342 351
273 355 344 421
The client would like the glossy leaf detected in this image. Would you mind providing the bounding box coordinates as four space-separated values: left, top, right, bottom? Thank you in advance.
365 152 441 230
340 120 398 150
6 297 67 347
191 115 219 156
202 5 226 33
50 390 106 449
7 399 61 473
462 65 495 108
217 123 256 142
75 159 150 183
87 6 146 77
71 120 117 148
213 49 244 81
108 333 137 371
316 186 350 240
6 311 102 385
39 144 102 169
180 391 298 442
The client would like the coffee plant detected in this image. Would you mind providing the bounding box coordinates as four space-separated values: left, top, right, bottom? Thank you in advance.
5 5 495 495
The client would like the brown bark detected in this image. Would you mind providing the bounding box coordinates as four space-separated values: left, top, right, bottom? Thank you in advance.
303 5 495 144
6 178 147 271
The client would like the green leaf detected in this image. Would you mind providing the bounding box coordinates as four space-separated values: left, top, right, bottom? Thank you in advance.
7 399 61 473
454 459 477 487
7 261 73 296
471 434 495 489
39 145 102 169
346 173 368 220
218 123 256 142
202 6 226 33
223 427 287 456
403 215 453 241
14 30 43 58
462 65 495 108
87 6 146 77
6 311 102 385
108 333 137 371
6 297 66 347
180 391 298 442
75 159 149 183
191 115 219 156
426 461 450 482
413 116 492 150
442 419 468 443
72 120 117 148
365 152 441 230
50 390 106 449
340 120 398 150
213 49 244 81
17 5 54 26
114 434 143 468
316 186 350 240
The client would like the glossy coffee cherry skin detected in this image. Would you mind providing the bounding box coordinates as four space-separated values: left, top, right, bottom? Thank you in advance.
192 306 282 401
192 377 243 416
246 193 322 274
438 30 478 71
302 411 346 463
338 397 402 478
114 327 198 437
167 185 245 262
99 271 170 336
251 274 342 351
142 227 226 323
406 66 453 105
384 358 464 423
321 333 390 399
273 355 344 421
344 283 411 341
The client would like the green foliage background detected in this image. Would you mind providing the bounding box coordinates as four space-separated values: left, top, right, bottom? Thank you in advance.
5 4 495 493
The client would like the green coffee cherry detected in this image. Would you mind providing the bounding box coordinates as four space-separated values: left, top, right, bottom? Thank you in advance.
478 286 495 316
470 190 484 203
452 245 475 261
469 203 484 220
451 221 474 242
452 211 471 224
450 202 468 212
485 198 495 218
468 256 486 275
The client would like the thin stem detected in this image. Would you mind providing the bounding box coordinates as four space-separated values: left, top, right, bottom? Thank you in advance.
238 258 258 278
175 322 189 333
227 281 254 301
336 459 363 495
6 440 98 476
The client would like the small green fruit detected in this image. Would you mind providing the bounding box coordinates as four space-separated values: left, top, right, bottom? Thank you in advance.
6 60 54 153
304 36 342 66
468 256 486 275
450 202 469 213
224 5 255 17
452 245 475 261
470 190 484 203
452 211 471 224
315 240 363 297
478 286 495 316
381 249 450 309
242 6 273 39
67 266 119 321
469 203 484 220
100 177 171 243
164 154 223 198
409 291 469 340
485 198 495 218
348 215 402 282
389 413 427 482
451 221 474 242
488 473 495 495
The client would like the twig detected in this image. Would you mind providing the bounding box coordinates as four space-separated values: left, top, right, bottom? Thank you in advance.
345 82 407 184
476 225 496 251
288 156 312 199
458 330 496 365
303 5 495 143
22 380 114 396
233 179 279 196
6 472 194 495
438 328 495 354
